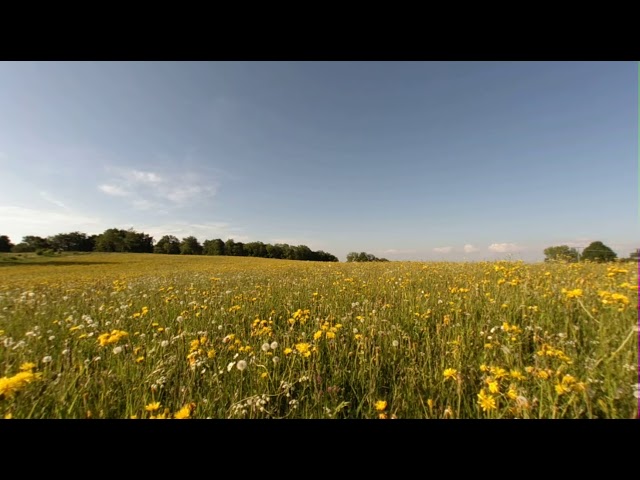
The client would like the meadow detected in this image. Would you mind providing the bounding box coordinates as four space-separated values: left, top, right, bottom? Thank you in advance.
0 252 637 419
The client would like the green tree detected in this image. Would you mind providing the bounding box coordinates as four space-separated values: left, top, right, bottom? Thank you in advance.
581 241 617 263
95 228 127 252
0 235 13 252
154 235 181 254
180 236 203 255
47 231 94 252
124 229 154 253
203 238 225 256
543 245 580 262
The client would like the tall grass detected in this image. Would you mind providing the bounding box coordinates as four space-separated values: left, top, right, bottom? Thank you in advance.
0 253 637 418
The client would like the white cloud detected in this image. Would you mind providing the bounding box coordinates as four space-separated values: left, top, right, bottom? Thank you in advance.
463 244 479 253
0 206 104 240
99 167 219 209
488 243 524 253
129 170 163 184
141 222 249 243
433 246 453 253
40 191 68 210
99 184 130 197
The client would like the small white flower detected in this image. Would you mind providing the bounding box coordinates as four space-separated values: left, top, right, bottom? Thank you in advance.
49 336 56 341
227 361 236 372
113 346 123 354
42 356 52 363
261 342 270 352
160 340 169 348
272 356 280 364
176 316 184 323
62 349 69 355
353 328 359 334
392 340 399 348
633 384 640 399
237 360 247 371
270 341 278 350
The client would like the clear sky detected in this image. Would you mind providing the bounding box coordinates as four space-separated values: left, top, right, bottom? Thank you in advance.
0 61 637 261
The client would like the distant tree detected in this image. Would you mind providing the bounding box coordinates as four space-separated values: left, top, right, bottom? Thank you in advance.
18 236 51 252
180 236 203 255
266 244 283 259
154 235 181 254
346 251 386 262
47 231 95 252
124 229 154 253
225 239 236 256
203 238 225 256
628 249 639 262
581 241 617 263
95 228 128 252
231 242 245 257
0 235 13 252
543 245 580 263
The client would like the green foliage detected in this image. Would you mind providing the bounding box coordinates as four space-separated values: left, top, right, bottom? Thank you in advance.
346 251 388 262
0 235 13 253
581 241 617 263
180 236 203 255
154 235 181 254
95 228 153 253
543 245 579 263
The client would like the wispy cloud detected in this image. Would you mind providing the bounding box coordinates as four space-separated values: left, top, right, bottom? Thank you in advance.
433 246 453 253
99 184 130 197
98 167 219 210
488 243 525 253
140 222 249 243
463 244 480 253
0 206 104 240
40 191 68 210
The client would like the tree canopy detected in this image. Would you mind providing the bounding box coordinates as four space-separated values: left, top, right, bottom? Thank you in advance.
346 251 388 262
543 245 579 262
580 241 617 263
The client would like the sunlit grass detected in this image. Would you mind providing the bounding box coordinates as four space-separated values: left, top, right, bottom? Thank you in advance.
0 253 637 418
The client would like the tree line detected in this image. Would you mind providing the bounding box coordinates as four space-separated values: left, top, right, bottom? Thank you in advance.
543 241 637 263
0 230 338 262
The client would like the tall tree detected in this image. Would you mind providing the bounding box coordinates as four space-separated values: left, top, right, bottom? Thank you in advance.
543 245 580 262
154 235 181 254
0 235 13 253
581 241 617 263
180 236 203 255
203 238 225 256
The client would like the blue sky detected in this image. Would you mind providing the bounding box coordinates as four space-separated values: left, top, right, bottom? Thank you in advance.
0 61 637 261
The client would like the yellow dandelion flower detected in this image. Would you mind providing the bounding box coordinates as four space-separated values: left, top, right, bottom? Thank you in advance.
313 330 323 340
443 368 458 381
145 402 161 412
284 347 293 355
174 405 192 419
488 381 500 394
477 389 497 412
136 356 145 363
378 413 387 419
326 331 336 340
375 400 387 411
19 362 36 371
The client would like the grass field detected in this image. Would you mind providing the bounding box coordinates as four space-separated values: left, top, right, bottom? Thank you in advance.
0 252 637 418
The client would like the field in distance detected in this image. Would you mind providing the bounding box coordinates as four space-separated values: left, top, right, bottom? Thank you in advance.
0 253 637 418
